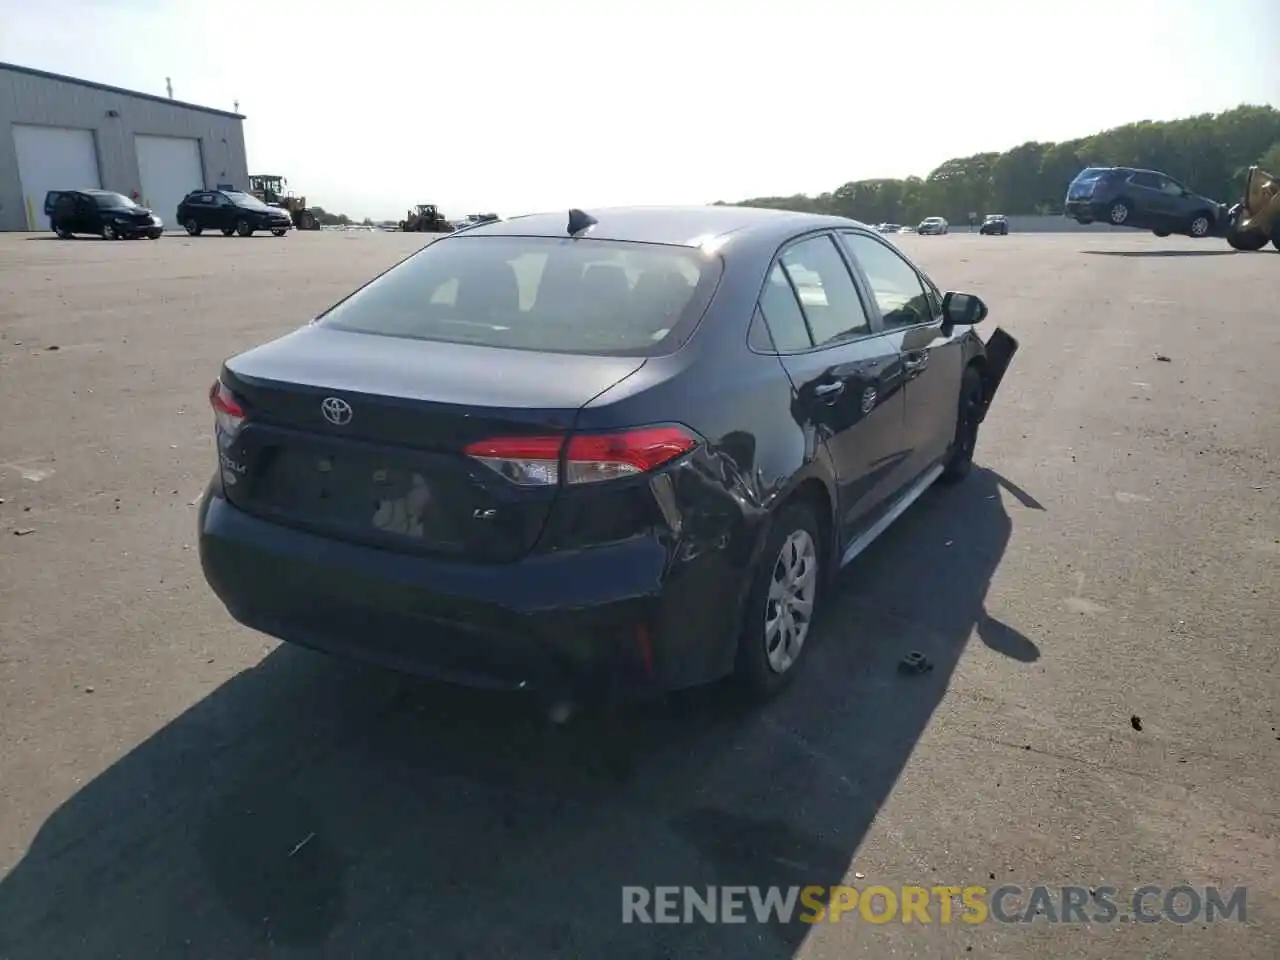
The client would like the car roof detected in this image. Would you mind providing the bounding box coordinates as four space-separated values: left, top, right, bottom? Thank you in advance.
448 205 867 247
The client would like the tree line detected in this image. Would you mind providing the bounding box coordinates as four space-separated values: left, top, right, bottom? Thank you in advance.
721 105 1280 225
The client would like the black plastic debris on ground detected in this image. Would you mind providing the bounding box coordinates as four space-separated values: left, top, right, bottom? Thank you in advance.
1130 715 1143 731
899 651 933 675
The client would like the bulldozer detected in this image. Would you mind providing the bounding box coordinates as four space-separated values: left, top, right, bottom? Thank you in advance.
248 174 321 231
1224 166 1279 251
400 204 454 233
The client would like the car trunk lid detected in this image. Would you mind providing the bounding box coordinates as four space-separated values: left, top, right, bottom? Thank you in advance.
217 326 645 562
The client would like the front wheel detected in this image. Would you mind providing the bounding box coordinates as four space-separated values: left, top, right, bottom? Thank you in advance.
1187 213 1212 238
271 227 287 237
1108 200 1133 226
235 218 253 237
54 226 72 239
102 223 118 241
184 218 202 237
1153 230 1170 238
940 365 984 484
735 502 823 700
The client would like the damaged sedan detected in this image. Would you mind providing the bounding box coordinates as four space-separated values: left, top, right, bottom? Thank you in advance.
197 205 1017 710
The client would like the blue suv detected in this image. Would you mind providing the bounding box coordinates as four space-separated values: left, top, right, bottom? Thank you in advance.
1065 166 1226 238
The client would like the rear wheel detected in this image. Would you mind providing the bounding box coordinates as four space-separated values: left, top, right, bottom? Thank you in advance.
54 226 71 239
735 502 823 700
235 218 253 237
101 223 118 241
940 365 984 484
1108 199 1133 226
221 228 235 237
184 218 202 237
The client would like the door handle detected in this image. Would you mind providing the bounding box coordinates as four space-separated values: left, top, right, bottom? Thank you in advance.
902 351 929 373
814 381 845 400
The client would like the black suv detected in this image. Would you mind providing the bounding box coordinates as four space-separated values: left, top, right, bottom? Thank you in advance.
1064 167 1226 238
176 189 294 237
45 190 163 240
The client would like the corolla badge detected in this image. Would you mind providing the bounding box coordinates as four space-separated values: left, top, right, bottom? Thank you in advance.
321 396 352 425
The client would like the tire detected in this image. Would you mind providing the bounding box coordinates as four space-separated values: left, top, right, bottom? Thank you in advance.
271 227 287 237
221 228 235 237
1227 228 1268 251
735 502 823 700
1107 199 1133 226
148 230 162 240
235 218 253 237
184 219 202 237
102 223 118 241
940 365 984 485
54 226 71 239
1153 230 1170 238
1187 212 1212 238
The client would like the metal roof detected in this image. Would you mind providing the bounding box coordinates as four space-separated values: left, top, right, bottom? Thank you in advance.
0 61 245 120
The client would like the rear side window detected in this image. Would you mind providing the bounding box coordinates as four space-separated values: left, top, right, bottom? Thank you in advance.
757 264 813 352
777 235 872 346
318 235 723 357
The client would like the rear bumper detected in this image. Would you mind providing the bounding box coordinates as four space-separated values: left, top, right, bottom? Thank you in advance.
198 481 743 701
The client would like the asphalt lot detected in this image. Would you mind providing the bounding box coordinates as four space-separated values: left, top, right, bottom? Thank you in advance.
0 228 1276 959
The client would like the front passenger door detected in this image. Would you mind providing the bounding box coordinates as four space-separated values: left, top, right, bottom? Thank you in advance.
756 232 910 544
840 230 964 482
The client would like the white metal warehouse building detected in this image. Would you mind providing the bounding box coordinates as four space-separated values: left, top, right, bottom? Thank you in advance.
0 62 248 232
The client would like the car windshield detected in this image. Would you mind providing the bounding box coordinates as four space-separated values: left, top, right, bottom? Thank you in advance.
318 235 723 357
225 191 272 210
93 192 136 209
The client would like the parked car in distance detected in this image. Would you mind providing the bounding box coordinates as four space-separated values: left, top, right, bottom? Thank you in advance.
176 189 295 237
1064 166 1226 238
979 214 1009 235
45 189 163 240
198 205 1017 712
917 216 949 235
875 223 902 234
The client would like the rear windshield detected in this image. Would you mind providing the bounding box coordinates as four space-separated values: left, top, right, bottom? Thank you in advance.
1073 167 1110 182
318 235 723 357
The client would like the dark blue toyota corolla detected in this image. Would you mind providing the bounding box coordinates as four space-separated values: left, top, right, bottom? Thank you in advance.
198 205 1017 708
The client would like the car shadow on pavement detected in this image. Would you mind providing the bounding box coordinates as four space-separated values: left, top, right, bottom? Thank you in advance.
0 466 1038 960
1082 249 1237 257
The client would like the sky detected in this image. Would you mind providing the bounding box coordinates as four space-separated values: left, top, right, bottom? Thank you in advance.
1 0 1277 222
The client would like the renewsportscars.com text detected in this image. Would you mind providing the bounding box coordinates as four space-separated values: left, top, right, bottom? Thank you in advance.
622 884 1248 925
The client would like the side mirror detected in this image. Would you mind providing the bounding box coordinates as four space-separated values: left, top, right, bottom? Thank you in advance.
941 292 988 326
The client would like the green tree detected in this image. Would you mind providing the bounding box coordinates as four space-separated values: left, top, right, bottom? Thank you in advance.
728 104 1280 219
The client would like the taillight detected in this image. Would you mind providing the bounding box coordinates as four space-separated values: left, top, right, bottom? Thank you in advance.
464 425 700 487
209 379 246 442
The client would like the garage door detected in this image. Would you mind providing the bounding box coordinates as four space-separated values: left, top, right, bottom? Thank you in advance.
135 135 203 229
12 124 101 230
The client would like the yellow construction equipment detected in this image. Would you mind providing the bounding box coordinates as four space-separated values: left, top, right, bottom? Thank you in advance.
249 175 321 231
400 204 454 233
1225 166 1279 251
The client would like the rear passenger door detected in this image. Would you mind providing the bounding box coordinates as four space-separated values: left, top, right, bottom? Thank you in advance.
752 231 911 545
840 229 965 481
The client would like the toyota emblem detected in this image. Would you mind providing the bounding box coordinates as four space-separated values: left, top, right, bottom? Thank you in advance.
321 396 352 425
